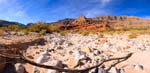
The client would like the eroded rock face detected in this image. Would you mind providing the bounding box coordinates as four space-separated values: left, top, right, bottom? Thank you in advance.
51 15 150 32
72 16 88 25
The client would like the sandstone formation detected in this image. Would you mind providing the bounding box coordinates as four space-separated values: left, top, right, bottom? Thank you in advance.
49 16 150 32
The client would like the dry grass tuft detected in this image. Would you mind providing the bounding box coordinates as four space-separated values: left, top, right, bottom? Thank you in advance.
128 33 138 39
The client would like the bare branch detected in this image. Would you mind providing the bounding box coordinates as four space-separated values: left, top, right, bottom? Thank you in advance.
0 53 132 72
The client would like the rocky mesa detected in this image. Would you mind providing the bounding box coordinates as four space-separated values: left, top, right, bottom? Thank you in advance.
50 16 150 32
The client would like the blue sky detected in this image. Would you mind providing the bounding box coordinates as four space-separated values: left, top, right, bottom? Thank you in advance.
0 0 150 24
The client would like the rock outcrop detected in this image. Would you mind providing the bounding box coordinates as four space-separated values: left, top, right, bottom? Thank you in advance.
72 16 89 25
50 16 150 32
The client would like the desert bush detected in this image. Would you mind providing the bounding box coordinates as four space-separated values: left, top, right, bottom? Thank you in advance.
48 25 60 33
0 27 9 31
39 29 47 36
7 25 22 31
0 29 5 35
97 33 104 38
78 30 90 36
28 24 40 32
104 30 114 35
128 33 138 39
37 22 48 29
21 29 29 35
27 22 49 33
60 30 70 36
127 27 150 31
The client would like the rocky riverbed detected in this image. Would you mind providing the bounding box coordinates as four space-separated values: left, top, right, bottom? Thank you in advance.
20 33 150 73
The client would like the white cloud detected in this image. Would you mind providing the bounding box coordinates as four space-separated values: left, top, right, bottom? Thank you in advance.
0 0 6 4
100 0 112 6
84 9 112 17
101 0 111 3
14 11 26 17
85 0 112 7
82 0 113 17
86 0 112 5
0 0 30 23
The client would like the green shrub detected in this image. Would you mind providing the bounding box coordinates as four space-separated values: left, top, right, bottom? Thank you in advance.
28 24 40 32
60 30 70 36
7 25 22 31
0 27 9 31
39 29 47 36
37 22 49 29
104 30 114 35
48 25 60 33
28 22 49 33
79 30 90 36
21 29 29 35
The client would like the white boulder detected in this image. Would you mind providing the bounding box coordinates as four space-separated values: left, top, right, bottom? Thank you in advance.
109 67 119 73
15 63 25 73
36 50 50 64
47 60 63 73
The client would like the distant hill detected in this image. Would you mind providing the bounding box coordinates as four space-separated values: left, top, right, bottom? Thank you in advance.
0 20 24 27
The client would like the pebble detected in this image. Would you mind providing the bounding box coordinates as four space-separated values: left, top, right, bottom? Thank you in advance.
134 64 144 70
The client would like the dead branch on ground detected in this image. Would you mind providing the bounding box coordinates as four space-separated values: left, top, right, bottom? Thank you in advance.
0 52 132 73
